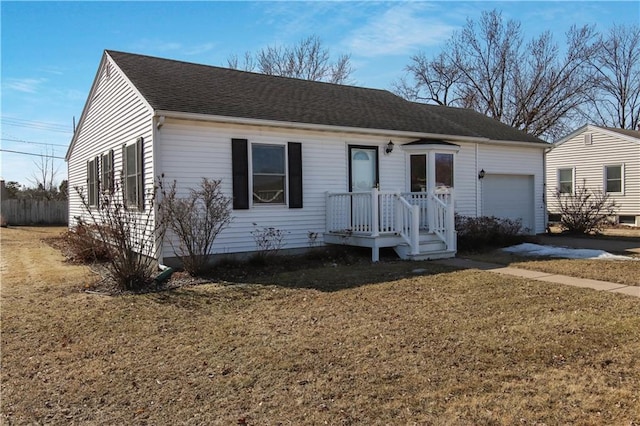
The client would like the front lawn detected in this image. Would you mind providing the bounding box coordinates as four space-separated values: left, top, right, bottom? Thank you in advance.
2 227 639 424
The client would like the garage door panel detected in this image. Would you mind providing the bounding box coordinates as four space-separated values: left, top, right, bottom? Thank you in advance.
482 174 534 233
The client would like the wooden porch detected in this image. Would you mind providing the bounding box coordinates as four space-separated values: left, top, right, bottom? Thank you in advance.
324 188 456 261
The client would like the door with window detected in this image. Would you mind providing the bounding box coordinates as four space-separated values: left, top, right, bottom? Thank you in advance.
349 146 378 191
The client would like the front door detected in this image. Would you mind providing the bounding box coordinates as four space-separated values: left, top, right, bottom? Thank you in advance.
349 146 378 191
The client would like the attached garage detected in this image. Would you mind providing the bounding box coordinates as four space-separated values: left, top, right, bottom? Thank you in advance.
481 174 535 234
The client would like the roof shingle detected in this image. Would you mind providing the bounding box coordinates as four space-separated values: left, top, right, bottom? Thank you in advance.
107 50 547 144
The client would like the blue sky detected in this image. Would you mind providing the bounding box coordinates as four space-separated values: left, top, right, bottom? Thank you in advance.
2 1 638 186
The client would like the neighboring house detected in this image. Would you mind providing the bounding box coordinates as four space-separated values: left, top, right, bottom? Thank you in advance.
66 50 548 264
546 125 640 226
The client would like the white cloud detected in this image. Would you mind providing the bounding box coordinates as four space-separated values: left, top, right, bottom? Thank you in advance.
131 39 217 56
4 78 47 94
343 3 457 57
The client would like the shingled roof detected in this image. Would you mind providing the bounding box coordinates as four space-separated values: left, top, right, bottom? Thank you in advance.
107 50 546 144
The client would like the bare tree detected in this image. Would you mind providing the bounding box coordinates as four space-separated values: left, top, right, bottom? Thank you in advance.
395 10 600 140
227 35 354 84
28 148 62 200
587 24 640 130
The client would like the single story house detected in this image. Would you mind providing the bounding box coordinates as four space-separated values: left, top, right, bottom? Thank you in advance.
546 125 640 226
66 50 548 264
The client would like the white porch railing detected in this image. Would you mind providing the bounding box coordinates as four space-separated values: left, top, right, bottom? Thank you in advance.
325 188 455 254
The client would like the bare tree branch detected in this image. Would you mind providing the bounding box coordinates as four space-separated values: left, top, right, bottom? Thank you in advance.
227 35 354 84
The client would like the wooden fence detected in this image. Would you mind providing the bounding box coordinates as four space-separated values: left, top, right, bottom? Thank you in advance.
1 199 68 225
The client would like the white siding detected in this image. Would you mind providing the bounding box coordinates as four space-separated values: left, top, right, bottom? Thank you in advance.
546 127 640 217
67 56 154 230
157 119 406 258
157 120 547 259
476 143 546 234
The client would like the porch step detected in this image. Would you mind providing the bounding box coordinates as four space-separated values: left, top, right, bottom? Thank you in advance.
393 232 456 260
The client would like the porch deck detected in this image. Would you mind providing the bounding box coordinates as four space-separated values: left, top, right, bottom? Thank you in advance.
324 189 456 261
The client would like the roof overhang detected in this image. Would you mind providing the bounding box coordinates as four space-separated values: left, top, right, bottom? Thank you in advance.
154 110 548 148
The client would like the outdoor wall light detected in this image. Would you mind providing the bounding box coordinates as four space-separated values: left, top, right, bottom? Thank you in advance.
385 140 394 154
478 169 486 179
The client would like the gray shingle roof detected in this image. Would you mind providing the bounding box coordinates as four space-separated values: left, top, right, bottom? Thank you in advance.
107 50 547 144
600 126 640 140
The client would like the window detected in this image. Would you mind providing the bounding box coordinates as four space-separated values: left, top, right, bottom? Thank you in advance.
101 150 114 194
410 155 427 192
558 168 573 194
435 153 454 188
605 165 623 193
123 137 143 209
252 144 286 204
87 157 99 206
232 139 302 209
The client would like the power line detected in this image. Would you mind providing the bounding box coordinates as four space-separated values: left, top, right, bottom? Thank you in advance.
1 138 68 147
1 117 72 134
0 149 65 160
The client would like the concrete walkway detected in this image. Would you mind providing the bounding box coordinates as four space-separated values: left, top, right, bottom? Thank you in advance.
436 257 640 298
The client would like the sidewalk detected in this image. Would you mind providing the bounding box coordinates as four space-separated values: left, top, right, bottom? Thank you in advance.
436 258 640 298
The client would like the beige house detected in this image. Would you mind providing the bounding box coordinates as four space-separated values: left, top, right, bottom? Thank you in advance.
546 125 640 226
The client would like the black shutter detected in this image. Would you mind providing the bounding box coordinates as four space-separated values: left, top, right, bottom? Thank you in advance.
288 142 303 208
137 137 144 210
231 138 249 209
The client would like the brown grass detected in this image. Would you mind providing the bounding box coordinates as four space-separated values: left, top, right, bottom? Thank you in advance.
2 227 640 425
468 248 640 286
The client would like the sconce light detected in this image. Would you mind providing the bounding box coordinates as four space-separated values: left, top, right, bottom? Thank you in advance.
385 140 394 154
478 169 486 179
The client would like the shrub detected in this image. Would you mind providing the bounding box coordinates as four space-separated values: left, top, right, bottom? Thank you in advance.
62 218 112 263
157 178 232 276
251 224 287 260
75 178 163 292
553 185 617 234
456 215 527 252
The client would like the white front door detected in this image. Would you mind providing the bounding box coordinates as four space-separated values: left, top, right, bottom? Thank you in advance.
349 146 378 191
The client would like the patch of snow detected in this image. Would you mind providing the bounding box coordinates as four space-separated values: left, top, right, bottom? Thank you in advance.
502 243 638 261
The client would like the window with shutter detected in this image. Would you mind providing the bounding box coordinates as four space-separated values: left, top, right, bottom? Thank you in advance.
123 137 144 209
231 139 303 209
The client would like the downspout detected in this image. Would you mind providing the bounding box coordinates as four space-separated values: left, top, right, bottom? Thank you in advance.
152 113 165 267
475 143 480 217
543 145 553 233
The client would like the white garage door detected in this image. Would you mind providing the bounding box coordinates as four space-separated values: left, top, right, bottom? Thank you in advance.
482 174 534 234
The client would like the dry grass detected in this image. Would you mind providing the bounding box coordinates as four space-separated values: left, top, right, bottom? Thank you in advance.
2 227 640 425
467 246 640 287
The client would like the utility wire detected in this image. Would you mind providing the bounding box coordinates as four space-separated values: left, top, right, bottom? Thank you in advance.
1 117 72 134
0 149 65 159
1 138 68 147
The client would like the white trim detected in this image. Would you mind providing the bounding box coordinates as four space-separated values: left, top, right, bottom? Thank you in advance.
604 163 624 195
557 167 575 194
67 52 155 161
554 124 640 147
154 110 549 149
249 141 289 208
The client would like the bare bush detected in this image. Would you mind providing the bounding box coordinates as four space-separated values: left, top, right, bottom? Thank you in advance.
75 178 162 291
554 185 617 234
456 215 527 252
251 225 287 261
62 218 112 263
158 178 232 276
